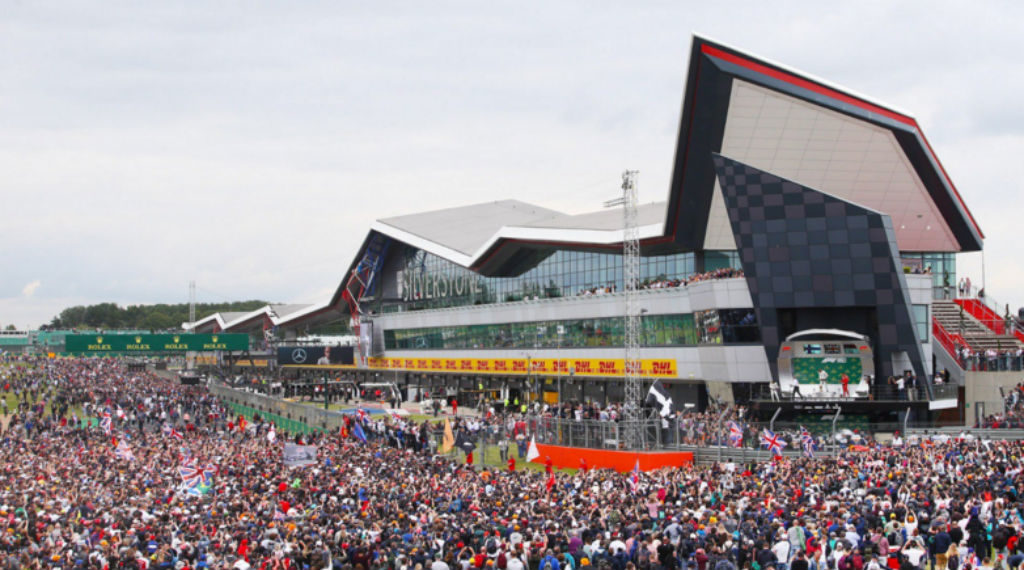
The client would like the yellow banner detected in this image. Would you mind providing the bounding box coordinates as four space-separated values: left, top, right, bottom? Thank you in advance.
235 359 271 367
280 364 357 370
365 357 677 378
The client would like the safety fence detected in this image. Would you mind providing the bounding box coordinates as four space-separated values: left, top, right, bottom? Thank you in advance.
208 383 847 467
210 383 348 435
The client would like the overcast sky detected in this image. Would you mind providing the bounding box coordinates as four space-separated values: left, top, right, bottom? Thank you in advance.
2 1 1023 328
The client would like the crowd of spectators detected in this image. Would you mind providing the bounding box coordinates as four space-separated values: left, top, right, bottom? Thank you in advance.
6 357 1024 570
954 346 1024 373
576 268 745 297
638 269 745 292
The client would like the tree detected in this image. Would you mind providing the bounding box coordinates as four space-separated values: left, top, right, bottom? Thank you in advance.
141 311 175 331
47 300 269 330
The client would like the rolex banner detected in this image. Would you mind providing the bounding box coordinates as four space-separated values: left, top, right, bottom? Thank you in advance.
65 333 249 353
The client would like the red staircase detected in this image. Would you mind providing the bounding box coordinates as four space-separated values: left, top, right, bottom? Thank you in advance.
954 298 1024 343
932 319 962 368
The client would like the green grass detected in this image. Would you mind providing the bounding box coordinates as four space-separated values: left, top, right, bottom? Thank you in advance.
1 363 90 421
1 389 87 420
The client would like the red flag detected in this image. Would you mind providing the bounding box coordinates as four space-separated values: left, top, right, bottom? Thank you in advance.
466 451 474 465
546 472 555 493
238 538 249 562
507 457 516 472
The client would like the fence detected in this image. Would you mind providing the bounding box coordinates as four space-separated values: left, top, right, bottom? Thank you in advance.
210 383 349 435
749 382 952 403
209 384 1008 470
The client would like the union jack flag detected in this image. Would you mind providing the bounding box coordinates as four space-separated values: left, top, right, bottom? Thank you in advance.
179 461 217 491
629 459 640 493
728 421 744 448
761 428 786 457
356 409 368 424
162 424 184 440
799 426 816 458
100 412 112 435
115 440 134 461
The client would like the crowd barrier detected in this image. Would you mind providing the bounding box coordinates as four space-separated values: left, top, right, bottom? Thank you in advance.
209 383 348 435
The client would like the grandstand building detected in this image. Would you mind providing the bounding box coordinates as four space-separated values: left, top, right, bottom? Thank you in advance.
187 36 1015 423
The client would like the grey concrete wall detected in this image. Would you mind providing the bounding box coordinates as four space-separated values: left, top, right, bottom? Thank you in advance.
964 371 1022 421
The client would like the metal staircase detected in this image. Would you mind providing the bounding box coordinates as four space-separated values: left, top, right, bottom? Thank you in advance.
933 300 1022 353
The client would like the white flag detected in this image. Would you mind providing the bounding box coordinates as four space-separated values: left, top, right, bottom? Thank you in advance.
526 435 540 462
268 428 277 443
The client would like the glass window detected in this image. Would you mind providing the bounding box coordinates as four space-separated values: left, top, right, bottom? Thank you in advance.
383 247 725 313
912 304 929 343
695 310 722 344
719 309 760 343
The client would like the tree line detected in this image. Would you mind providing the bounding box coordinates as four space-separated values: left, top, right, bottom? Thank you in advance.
46 301 269 331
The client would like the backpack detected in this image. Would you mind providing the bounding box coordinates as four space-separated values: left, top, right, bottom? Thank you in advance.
715 559 738 570
887 533 900 548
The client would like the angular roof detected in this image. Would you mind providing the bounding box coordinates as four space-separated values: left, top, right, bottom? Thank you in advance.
184 304 314 334
666 35 982 253
186 34 982 333
374 200 564 260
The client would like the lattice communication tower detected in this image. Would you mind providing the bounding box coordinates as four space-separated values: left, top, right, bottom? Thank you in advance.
605 170 643 444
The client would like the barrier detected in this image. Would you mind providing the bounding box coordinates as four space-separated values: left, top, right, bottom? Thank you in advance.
531 442 692 471
209 383 348 435
955 298 1024 341
933 319 962 368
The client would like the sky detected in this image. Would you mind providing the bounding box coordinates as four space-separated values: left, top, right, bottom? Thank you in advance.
1 1 1023 329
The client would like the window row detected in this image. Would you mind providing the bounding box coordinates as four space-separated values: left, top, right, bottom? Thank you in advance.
383 309 760 351
380 248 739 313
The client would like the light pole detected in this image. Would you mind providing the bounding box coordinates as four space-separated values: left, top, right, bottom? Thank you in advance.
561 365 574 416
640 308 649 347
557 363 562 415
524 353 531 413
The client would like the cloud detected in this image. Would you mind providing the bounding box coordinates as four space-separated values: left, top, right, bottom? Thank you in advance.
1 2 1023 319
22 280 41 298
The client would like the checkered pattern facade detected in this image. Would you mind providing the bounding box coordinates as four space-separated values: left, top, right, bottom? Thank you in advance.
712 154 926 382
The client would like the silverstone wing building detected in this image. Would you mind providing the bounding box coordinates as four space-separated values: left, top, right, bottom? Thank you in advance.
188 36 985 418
